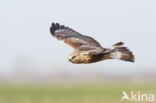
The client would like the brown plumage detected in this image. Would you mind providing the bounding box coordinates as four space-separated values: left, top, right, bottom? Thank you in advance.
50 23 134 64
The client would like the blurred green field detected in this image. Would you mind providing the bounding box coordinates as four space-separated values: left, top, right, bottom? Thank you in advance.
0 83 155 103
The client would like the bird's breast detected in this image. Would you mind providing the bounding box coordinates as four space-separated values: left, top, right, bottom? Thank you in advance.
79 53 104 63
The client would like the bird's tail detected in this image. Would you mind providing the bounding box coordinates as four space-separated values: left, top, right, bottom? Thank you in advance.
107 42 134 62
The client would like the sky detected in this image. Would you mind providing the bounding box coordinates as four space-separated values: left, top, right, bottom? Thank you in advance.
0 0 156 75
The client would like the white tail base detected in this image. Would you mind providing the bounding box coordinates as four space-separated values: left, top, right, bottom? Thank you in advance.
110 52 122 59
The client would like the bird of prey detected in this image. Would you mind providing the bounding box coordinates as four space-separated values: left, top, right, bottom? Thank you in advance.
50 23 134 64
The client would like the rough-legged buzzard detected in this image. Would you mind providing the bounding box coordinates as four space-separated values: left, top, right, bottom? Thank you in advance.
50 23 134 64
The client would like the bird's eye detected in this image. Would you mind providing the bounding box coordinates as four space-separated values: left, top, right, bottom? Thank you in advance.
72 56 76 59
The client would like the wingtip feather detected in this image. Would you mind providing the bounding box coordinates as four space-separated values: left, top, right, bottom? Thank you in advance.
50 23 66 35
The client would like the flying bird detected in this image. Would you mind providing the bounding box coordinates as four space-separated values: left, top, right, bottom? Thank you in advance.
50 23 134 64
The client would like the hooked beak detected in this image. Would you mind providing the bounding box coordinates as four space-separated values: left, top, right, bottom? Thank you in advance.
68 56 72 61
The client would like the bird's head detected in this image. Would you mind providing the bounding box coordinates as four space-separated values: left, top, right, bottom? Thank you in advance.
68 52 81 64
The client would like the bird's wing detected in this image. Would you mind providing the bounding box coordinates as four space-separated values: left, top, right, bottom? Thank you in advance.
77 45 105 55
50 23 102 49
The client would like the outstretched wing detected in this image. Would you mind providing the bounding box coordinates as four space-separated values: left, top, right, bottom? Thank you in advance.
50 23 102 49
